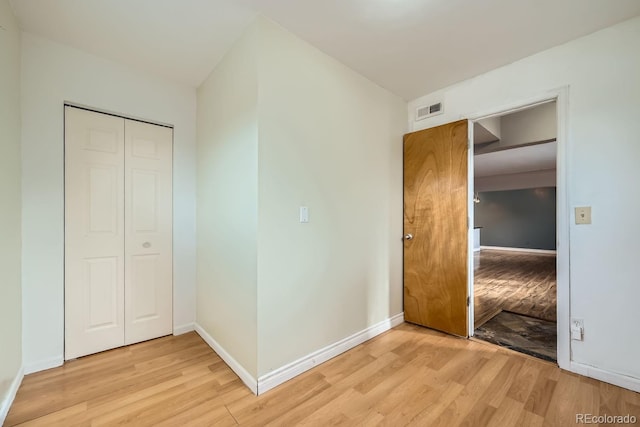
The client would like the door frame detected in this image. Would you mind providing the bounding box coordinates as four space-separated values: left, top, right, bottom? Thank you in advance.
466 86 570 369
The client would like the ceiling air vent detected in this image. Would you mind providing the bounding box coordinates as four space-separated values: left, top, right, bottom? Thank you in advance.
415 101 443 121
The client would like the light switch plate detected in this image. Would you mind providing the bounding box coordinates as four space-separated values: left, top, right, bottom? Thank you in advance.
575 207 591 224
299 206 309 223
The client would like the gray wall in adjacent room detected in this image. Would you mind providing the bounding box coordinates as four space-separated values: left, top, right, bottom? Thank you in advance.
474 187 556 250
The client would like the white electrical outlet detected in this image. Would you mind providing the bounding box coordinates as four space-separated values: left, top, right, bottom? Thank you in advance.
571 318 584 341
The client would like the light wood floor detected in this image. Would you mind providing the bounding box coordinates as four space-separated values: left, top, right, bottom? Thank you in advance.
7 324 639 426
474 250 556 327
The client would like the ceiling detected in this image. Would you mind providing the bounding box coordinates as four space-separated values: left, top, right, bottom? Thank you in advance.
9 0 257 88
474 142 557 178
10 1 640 98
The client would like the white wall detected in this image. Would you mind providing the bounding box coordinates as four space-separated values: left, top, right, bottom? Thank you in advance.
475 170 556 192
477 116 501 140
196 25 259 377
195 17 406 382
500 101 557 147
0 0 23 419
256 19 406 377
21 33 197 372
409 16 640 381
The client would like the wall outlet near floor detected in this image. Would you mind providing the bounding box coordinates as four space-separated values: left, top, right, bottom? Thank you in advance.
571 318 584 341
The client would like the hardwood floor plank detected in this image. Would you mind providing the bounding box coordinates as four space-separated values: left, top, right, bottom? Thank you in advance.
6 327 639 427
154 401 233 427
487 397 525 427
405 381 466 426
457 399 497 427
516 410 545 427
524 375 557 417
262 381 349 426
183 405 238 427
374 374 433 421
484 356 526 408
15 403 88 427
427 354 510 426
228 372 331 426
542 373 581 426
506 357 546 403
295 388 359 426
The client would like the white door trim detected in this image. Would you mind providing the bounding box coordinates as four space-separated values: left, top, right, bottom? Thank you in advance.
466 86 570 370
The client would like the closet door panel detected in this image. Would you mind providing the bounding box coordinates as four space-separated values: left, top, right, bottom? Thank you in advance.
124 119 173 344
65 107 126 359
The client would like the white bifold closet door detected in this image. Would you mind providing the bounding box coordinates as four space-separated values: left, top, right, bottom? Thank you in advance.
64 106 173 360
123 119 173 345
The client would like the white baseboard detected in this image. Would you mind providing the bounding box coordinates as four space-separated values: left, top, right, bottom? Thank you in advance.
480 245 557 255
570 362 640 393
173 323 195 335
195 314 404 396
24 356 64 375
194 324 258 395
0 365 24 425
257 312 405 395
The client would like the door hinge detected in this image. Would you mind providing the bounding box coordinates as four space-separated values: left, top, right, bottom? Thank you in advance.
468 139 471 149
467 216 470 229
467 296 470 306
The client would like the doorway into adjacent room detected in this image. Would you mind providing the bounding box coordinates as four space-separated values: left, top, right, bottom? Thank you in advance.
471 101 558 362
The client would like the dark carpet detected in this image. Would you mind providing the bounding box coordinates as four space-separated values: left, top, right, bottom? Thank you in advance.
474 310 557 362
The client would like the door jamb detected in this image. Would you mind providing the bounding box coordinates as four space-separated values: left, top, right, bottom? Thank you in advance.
465 87 570 370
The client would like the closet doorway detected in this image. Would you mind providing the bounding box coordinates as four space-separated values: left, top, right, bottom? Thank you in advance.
64 106 173 359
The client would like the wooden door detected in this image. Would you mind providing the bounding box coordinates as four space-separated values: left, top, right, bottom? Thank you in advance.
124 119 173 344
403 120 469 337
65 107 126 359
